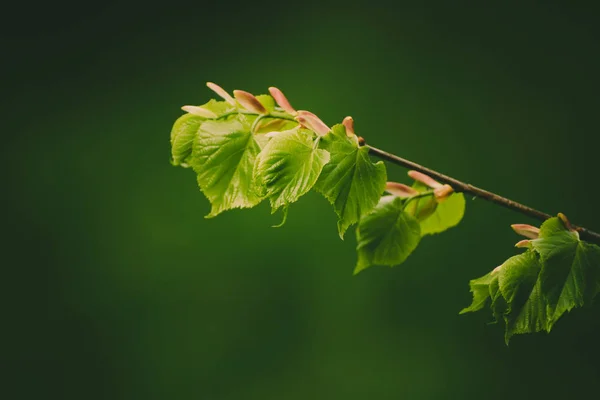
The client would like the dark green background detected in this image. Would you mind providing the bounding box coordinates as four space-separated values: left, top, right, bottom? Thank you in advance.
4 1 600 399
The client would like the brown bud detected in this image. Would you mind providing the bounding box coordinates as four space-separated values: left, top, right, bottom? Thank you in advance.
433 184 454 202
515 239 532 248
233 90 267 114
511 224 540 239
558 213 574 230
206 82 236 105
268 87 297 115
342 116 356 137
295 110 330 136
385 182 419 198
181 105 218 118
407 170 443 189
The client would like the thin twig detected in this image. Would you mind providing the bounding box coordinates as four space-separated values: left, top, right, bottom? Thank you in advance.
366 144 600 244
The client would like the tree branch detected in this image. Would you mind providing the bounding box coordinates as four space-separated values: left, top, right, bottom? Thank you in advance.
366 144 600 244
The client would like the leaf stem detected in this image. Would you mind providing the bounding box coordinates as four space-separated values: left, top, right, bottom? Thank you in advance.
402 190 435 210
217 110 297 122
366 144 600 244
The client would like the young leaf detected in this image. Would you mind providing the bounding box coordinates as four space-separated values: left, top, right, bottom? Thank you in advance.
315 124 387 238
419 192 465 235
497 251 547 343
460 271 497 314
461 250 547 343
171 113 205 167
253 128 330 212
192 116 263 217
406 181 466 236
532 217 600 326
355 196 421 274
461 216 600 342
255 94 276 113
170 99 239 166
196 98 237 117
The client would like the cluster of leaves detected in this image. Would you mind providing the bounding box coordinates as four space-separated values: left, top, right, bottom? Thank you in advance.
461 215 600 343
170 83 600 342
170 83 465 273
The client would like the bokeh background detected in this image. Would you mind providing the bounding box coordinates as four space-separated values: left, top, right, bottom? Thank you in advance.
3 1 600 399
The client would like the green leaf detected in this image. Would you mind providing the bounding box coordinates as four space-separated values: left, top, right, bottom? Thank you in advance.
192 116 263 217
461 251 547 343
170 99 238 167
419 193 466 235
170 113 203 167
460 271 496 314
497 251 547 343
405 182 466 236
532 217 600 326
462 216 600 342
315 124 387 238
255 94 276 112
355 196 421 274
201 98 238 116
254 128 330 212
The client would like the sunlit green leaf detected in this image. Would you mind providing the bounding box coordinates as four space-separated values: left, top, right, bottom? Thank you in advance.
170 113 203 167
355 196 421 274
460 271 496 314
192 116 262 217
498 251 547 343
462 216 600 343
315 124 387 238
254 128 330 213
405 182 466 236
532 217 600 326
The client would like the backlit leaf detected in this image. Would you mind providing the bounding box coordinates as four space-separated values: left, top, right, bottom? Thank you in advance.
355 196 421 274
315 124 387 238
254 128 330 213
192 116 263 217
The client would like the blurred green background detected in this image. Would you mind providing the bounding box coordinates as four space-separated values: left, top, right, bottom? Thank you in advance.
3 1 600 399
